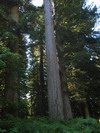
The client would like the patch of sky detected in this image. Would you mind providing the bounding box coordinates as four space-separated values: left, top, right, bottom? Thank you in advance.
85 0 100 31
31 0 43 7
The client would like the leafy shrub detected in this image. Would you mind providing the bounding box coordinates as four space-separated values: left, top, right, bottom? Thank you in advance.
0 117 100 133
0 129 6 133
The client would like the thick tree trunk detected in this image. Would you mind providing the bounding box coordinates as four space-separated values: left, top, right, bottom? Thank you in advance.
4 6 19 116
53 0 72 119
44 0 64 119
5 71 18 101
57 44 73 119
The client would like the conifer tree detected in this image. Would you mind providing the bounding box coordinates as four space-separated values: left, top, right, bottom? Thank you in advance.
44 0 64 119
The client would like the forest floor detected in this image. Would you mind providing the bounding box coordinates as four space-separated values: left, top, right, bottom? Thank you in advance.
0 117 100 133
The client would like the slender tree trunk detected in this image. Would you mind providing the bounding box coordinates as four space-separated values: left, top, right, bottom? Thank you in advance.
57 44 73 119
44 0 64 119
36 45 47 116
84 102 90 118
40 45 48 116
59 62 72 119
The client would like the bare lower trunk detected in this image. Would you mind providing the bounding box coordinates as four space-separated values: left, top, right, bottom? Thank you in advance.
57 45 72 119
53 0 72 119
36 45 47 116
5 71 18 101
84 102 90 118
44 0 64 119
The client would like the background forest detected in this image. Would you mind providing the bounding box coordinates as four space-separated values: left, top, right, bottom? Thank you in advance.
0 0 100 132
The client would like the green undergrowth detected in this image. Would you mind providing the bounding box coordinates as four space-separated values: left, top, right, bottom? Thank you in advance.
0 117 100 133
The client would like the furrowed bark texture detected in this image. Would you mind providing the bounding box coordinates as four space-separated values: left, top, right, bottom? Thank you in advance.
44 0 64 119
